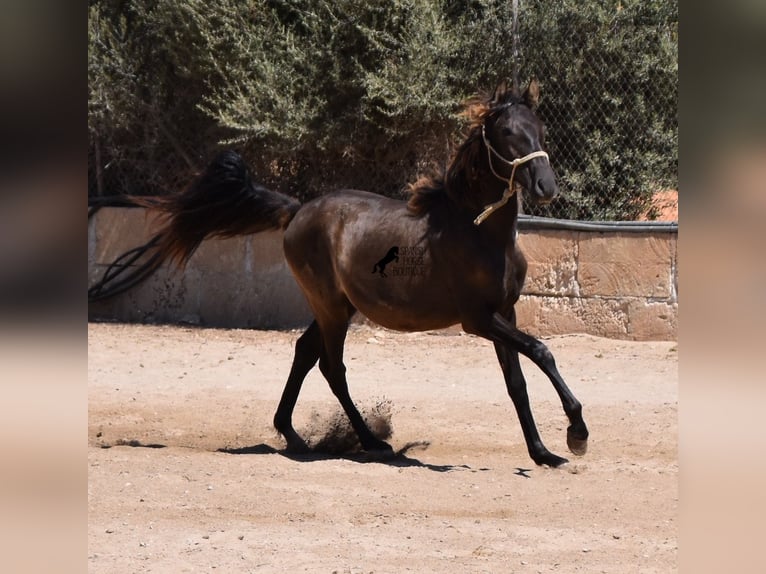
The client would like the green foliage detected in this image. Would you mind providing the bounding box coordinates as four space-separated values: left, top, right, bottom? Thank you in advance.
89 0 234 195
88 0 677 220
520 0 678 219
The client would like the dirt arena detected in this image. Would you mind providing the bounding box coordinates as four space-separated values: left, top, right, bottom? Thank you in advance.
88 323 677 573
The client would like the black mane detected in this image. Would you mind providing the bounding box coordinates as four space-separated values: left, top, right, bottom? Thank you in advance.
407 86 526 216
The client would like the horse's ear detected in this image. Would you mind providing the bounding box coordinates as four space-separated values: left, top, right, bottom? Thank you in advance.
491 80 510 105
523 78 541 109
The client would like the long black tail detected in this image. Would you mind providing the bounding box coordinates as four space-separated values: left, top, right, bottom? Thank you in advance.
137 150 301 267
88 151 301 302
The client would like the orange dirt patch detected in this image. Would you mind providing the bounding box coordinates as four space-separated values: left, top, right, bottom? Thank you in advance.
640 189 678 221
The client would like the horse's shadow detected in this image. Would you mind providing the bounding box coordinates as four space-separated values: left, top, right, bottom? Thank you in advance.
217 443 491 473
100 439 535 475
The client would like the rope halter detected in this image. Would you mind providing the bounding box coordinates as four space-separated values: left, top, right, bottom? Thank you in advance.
473 124 550 226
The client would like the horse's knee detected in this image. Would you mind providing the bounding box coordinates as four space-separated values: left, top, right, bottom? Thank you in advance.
531 342 555 365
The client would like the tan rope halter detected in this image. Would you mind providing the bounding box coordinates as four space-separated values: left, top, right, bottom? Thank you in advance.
473 125 549 226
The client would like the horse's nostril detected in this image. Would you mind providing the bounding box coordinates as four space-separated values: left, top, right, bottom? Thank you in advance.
535 178 558 198
533 179 558 205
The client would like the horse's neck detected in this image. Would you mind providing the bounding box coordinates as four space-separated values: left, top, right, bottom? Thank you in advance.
445 154 519 245
481 197 519 246
470 171 520 245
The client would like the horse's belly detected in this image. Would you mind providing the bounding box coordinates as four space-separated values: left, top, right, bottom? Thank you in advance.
354 300 460 333
342 273 461 333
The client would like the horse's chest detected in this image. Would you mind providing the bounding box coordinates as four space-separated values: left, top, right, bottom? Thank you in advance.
451 247 507 292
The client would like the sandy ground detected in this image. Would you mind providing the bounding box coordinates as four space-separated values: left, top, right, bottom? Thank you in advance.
88 322 677 573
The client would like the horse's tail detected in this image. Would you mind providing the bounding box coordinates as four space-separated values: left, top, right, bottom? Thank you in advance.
135 151 301 267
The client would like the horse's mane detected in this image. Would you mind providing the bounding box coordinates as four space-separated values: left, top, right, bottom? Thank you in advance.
407 85 524 216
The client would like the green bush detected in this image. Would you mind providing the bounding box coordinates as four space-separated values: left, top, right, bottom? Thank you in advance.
520 0 678 219
88 0 677 220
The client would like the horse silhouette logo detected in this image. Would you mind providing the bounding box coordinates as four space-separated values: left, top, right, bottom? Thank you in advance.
372 246 399 277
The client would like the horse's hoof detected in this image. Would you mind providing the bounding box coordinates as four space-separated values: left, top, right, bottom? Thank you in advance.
567 433 588 456
282 434 311 454
533 451 569 468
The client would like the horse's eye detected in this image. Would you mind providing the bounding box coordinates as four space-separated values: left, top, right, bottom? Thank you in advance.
501 127 513 136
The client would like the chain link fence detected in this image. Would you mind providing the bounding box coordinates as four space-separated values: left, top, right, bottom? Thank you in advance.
522 57 678 221
88 0 677 222
516 2 677 220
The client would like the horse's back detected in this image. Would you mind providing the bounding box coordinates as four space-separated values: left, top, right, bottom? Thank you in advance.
283 190 411 262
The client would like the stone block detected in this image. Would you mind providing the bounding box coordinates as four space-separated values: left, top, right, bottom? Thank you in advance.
578 233 673 298
670 235 678 302
88 208 312 328
518 230 579 296
627 300 678 340
88 208 157 285
192 235 249 273
91 208 156 259
516 295 630 339
248 231 287 269
513 296 538 332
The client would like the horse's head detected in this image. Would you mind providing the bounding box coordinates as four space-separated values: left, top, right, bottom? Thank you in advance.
481 79 559 206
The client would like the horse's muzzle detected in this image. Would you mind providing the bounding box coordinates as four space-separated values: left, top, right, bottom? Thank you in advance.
531 177 559 205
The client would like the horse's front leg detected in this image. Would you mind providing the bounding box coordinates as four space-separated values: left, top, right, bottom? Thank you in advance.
493 339 569 467
466 311 589 466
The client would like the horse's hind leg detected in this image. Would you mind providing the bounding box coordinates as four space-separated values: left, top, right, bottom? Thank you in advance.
317 317 395 459
273 321 321 452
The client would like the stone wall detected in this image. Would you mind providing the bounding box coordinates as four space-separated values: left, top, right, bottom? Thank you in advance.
88 208 677 340
515 230 677 340
88 208 312 329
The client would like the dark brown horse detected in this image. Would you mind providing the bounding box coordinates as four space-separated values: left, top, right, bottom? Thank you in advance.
143 80 588 467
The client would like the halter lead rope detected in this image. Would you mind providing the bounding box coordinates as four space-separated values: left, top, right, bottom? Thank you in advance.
473 125 549 225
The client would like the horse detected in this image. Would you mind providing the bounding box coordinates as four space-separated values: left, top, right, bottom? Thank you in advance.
141 79 589 467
